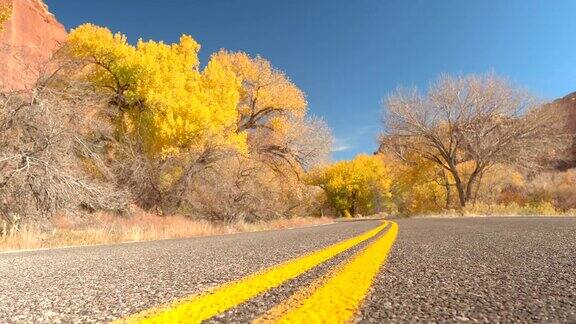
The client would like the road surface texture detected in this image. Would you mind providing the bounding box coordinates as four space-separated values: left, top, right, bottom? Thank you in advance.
0 217 574 323
359 217 576 323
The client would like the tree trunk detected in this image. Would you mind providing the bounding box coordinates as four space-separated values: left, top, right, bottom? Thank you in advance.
441 170 451 209
473 171 484 203
349 190 357 217
448 167 467 208
454 177 467 208
465 166 483 206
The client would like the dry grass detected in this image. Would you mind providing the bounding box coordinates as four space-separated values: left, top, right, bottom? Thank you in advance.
0 211 332 252
411 202 576 218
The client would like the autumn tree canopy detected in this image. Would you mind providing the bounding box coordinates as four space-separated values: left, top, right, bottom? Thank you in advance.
209 50 307 133
0 4 10 32
382 153 446 215
307 154 392 217
67 24 247 157
61 24 332 217
208 50 326 172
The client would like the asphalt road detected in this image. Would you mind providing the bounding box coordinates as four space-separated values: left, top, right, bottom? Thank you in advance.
360 217 576 323
0 217 575 323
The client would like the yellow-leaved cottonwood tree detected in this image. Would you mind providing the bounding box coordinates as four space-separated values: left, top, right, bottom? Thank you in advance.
209 50 307 133
67 24 247 157
307 154 392 217
65 24 251 213
209 50 321 173
381 153 447 215
0 4 10 31
64 24 332 218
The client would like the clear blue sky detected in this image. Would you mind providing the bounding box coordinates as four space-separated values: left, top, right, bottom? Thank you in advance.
46 0 576 160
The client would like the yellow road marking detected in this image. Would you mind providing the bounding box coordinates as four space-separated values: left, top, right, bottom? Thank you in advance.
254 221 398 324
114 221 388 324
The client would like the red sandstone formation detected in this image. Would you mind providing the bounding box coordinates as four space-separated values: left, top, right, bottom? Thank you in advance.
0 0 67 91
546 92 576 169
552 92 576 132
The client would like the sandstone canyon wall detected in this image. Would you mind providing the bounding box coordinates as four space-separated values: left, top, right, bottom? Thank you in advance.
0 0 67 91
546 92 576 169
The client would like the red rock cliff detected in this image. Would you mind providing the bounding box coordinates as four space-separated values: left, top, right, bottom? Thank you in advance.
547 92 576 169
0 0 67 91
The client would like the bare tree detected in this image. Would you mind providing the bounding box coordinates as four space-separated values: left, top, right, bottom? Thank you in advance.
183 154 320 223
146 115 333 219
0 67 129 235
381 73 570 208
250 116 333 176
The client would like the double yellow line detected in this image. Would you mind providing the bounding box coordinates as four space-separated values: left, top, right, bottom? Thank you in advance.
115 221 398 324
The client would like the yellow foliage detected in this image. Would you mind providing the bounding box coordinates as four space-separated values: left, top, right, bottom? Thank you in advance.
462 201 560 216
209 50 307 132
0 4 11 32
67 24 246 157
383 153 446 215
475 164 525 203
307 155 392 217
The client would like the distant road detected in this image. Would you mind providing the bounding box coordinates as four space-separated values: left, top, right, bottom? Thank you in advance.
0 217 574 322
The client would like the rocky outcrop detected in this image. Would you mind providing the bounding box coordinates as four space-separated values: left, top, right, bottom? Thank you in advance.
550 92 576 129
547 92 576 169
0 0 67 91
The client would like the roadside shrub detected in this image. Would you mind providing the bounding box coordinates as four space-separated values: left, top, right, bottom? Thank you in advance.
525 168 576 211
185 155 323 223
462 202 562 216
0 76 129 235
